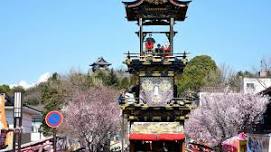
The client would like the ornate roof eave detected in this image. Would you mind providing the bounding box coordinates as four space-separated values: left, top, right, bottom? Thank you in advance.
90 63 96 66
122 0 144 7
90 63 112 66
122 0 191 8
171 0 191 7
90 57 112 67
123 0 191 21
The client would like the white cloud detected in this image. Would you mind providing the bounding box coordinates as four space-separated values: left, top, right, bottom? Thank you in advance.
18 81 34 89
37 72 51 84
10 72 52 89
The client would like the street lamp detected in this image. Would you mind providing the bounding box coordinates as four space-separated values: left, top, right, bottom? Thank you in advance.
13 92 23 152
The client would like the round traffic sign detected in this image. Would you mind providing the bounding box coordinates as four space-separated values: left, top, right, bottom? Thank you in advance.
45 111 63 128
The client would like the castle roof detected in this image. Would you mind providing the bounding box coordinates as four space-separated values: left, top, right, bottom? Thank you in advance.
90 57 111 66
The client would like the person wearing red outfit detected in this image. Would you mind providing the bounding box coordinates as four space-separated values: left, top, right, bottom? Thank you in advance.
145 36 155 54
163 42 171 56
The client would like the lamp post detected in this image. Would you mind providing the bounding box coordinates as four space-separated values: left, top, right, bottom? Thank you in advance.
13 92 22 152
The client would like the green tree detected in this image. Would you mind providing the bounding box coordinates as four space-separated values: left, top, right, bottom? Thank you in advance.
119 77 130 89
40 73 64 135
178 55 217 94
49 72 59 81
11 86 25 94
236 71 255 77
107 68 119 87
24 86 42 105
93 70 110 86
0 85 11 94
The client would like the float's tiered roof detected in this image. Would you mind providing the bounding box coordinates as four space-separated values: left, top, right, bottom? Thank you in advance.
123 0 191 22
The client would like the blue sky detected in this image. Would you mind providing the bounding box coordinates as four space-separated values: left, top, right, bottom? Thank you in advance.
0 0 271 86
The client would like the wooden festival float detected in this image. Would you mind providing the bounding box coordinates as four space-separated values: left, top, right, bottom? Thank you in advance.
118 0 193 151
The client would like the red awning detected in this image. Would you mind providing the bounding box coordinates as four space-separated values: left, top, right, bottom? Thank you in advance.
129 133 185 141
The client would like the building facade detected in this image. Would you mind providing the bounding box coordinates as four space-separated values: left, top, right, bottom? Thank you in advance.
242 77 271 94
5 105 44 143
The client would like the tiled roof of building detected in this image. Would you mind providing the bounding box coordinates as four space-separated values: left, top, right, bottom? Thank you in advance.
90 57 111 66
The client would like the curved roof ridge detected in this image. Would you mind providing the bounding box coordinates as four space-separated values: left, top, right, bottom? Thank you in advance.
123 0 191 8
169 0 191 7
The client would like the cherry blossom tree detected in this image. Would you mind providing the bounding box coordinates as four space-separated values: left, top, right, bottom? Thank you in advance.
185 92 270 148
61 86 120 152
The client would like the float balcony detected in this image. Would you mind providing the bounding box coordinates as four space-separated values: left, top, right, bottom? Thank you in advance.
119 99 192 122
119 97 193 110
124 52 188 74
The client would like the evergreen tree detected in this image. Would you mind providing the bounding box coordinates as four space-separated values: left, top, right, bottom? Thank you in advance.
119 77 130 89
178 55 217 94
11 86 25 94
40 73 64 135
107 68 119 87
0 85 10 94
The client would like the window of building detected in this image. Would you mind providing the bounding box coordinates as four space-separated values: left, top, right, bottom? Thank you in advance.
247 83 255 90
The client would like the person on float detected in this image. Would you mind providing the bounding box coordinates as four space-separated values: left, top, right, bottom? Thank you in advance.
144 35 155 55
154 44 162 56
164 42 171 57
117 90 126 104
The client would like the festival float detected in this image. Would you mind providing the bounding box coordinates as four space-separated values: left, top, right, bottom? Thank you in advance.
119 0 192 151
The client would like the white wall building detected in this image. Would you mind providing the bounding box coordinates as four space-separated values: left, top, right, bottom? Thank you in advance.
198 74 271 105
5 106 45 143
242 77 271 94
